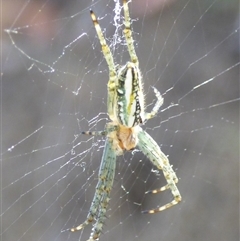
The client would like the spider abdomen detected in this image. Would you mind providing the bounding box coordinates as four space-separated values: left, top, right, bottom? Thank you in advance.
116 62 145 127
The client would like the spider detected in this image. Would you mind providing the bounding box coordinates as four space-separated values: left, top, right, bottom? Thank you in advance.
71 0 181 240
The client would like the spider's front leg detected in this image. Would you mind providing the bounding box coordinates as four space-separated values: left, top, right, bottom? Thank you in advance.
90 10 118 121
71 138 116 241
137 128 181 214
122 0 139 65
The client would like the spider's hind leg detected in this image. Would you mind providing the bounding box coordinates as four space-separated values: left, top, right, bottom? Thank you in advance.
137 128 181 214
71 138 116 240
145 174 178 195
142 165 181 214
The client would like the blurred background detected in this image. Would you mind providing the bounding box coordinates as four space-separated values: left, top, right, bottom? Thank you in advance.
1 0 239 241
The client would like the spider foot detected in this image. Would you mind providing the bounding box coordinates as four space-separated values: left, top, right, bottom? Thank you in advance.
142 195 181 214
70 216 94 232
86 233 100 241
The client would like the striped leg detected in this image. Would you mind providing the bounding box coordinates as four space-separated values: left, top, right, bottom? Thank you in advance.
137 128 181 214
123 0 139 65
90 10 117 120
71 138 116 240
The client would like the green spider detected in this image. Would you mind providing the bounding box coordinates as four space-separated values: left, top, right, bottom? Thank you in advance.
71 0 181 240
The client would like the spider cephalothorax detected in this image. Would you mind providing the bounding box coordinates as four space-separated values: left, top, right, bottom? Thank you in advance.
71 1 181 240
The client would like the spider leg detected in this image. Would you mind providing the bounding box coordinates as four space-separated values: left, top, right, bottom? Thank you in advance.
89 177 114 240
145 183 171 194
82 131 106 136
145 87 164 120
71 138 116 241
90 10 117 120
81 125 118 137
123 0 139 66
137 128 181 214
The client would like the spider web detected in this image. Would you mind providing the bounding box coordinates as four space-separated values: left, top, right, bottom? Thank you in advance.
1 0 239 241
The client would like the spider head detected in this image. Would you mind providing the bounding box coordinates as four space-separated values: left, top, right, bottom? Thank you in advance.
114 62 145 127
